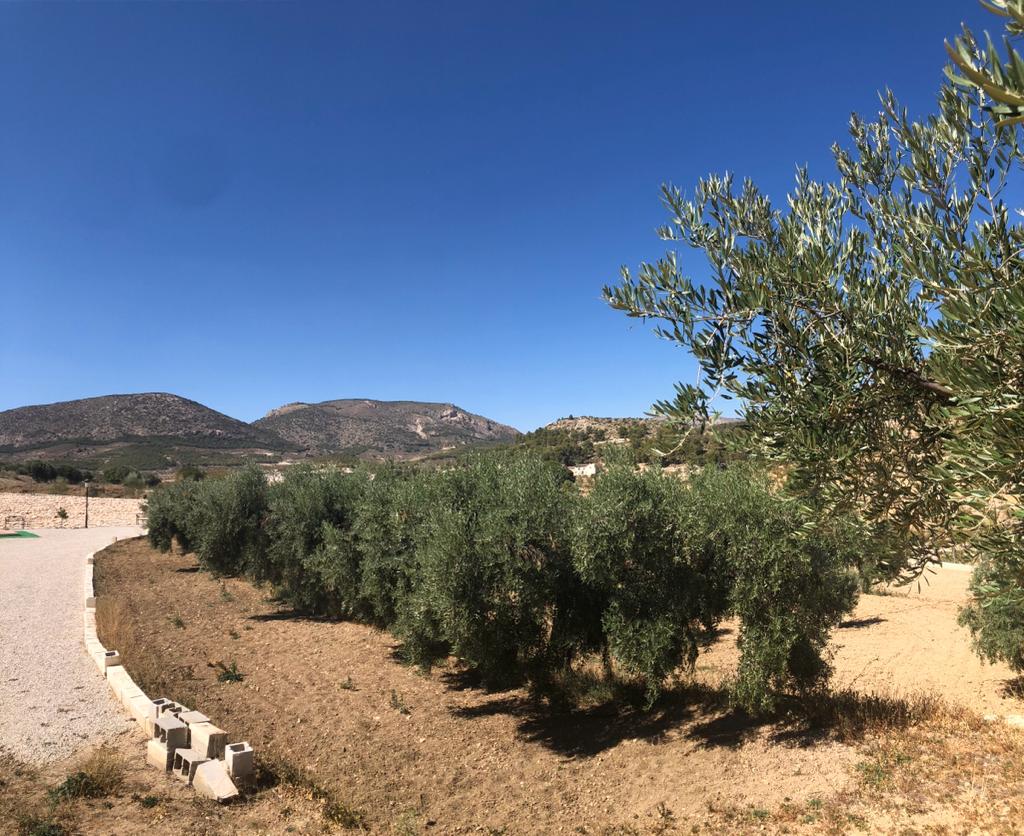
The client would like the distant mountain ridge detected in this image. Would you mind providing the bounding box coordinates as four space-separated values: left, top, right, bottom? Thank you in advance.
0 393 519 465
253 398 521 457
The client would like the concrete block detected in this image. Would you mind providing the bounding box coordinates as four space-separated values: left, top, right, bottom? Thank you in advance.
86 553 95 564
85 596 96 608
105 666 134 702
192 759 239 803
189 722 228 759
177 710 210 727
83 611 96 629
225 742 254 782
119 682 146 709
155 716 188 751
163 702 191 719
102 650 121 670
128 695 157 724
146 738 173 771
172 747 211 785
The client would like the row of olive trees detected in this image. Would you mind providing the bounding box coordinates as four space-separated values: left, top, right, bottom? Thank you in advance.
146 456 864 712
605 1 1024 674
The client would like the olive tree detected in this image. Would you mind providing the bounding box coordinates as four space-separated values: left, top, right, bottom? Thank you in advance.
604 3 1024 667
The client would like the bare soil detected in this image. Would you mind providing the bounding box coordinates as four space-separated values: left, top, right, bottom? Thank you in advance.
90 539 1024 834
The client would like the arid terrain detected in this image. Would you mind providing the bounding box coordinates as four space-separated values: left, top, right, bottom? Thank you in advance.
70 537 1024 835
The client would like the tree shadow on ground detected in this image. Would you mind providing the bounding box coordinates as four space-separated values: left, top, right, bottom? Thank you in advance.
839 616 886 629
447 679 941 759
999 676 1024 700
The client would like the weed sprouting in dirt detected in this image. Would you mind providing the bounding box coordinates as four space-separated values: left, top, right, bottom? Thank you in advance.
212 660 245 683
46 748 125 803
168 614 185 629
389 689 410 715
339 676 356 691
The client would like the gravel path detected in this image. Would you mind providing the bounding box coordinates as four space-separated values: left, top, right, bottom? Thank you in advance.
0 528 142 763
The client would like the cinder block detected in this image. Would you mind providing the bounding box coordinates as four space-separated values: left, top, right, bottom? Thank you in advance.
177 710 210 727
189 722 228 759
85 596 96 608
163 702 191 719
120 682 146 709
146 738 173 771
192 759 239 803
224 742 254 782
155 716 188 751
128 695 157 724
83 611 96 629
105 666 134 702
172 747 211 785
102 650 121 670
86 553 95 564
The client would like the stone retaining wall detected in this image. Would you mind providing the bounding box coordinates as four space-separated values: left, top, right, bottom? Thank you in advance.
0 492 143 528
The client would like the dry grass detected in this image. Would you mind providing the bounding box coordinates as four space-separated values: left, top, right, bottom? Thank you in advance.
94 583 201 707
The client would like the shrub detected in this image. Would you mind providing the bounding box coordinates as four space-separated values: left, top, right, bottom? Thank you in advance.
102 465 131 484
575 464 859 710
959 553 1024 673
574 463 730 706
354 465 437 629
176 464 205 481
684 468 860 713
261 465 369 614
23 460 56 482
145 479 203 553
402 454 591 687
190 465 269 575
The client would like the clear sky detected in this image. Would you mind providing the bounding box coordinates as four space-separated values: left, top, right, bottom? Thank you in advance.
0 1 995 431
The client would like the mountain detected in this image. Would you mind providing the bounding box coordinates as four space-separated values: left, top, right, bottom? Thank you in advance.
254 399 521 457
0 393 292 467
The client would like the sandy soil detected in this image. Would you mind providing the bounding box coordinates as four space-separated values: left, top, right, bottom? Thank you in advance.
696 563 1023 720
0 491 143 529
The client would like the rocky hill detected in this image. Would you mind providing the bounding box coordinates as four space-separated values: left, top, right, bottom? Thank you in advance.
0 393 292 466
254 399 520 457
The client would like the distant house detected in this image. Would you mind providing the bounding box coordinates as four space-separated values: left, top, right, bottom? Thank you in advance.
568 463 598 478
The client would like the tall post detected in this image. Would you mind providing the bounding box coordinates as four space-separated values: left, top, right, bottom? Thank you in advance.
84 481 90 529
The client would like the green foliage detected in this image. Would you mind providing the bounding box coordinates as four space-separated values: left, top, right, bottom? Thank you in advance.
604 3 1024 672
959 551 1024 671
101 464 132 484
352 465 431 628
574 463 726 706
15 460 90 484
401 454 591 687
176 464 205 481
145 465 268 574
262 465 369 615
144 478 203 553
145 453 864 712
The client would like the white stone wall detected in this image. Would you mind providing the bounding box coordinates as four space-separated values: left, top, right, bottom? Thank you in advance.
0 492 143 529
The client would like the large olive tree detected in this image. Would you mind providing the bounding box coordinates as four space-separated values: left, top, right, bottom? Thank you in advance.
605 3 1024 668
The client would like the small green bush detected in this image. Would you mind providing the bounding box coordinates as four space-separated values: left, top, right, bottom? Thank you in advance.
102 464 131 484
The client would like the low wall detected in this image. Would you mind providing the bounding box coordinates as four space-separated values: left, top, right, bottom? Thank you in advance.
0 492 143 528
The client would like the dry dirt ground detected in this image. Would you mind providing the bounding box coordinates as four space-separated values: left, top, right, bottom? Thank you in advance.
0 492 143 528
22 538 1023 835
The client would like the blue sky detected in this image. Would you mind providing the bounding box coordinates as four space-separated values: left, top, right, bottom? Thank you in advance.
0 1 995 431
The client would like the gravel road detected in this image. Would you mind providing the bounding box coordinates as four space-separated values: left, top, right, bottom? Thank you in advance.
0 528 142 763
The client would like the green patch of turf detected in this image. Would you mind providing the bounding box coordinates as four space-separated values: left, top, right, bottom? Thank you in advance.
0 530 39 538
